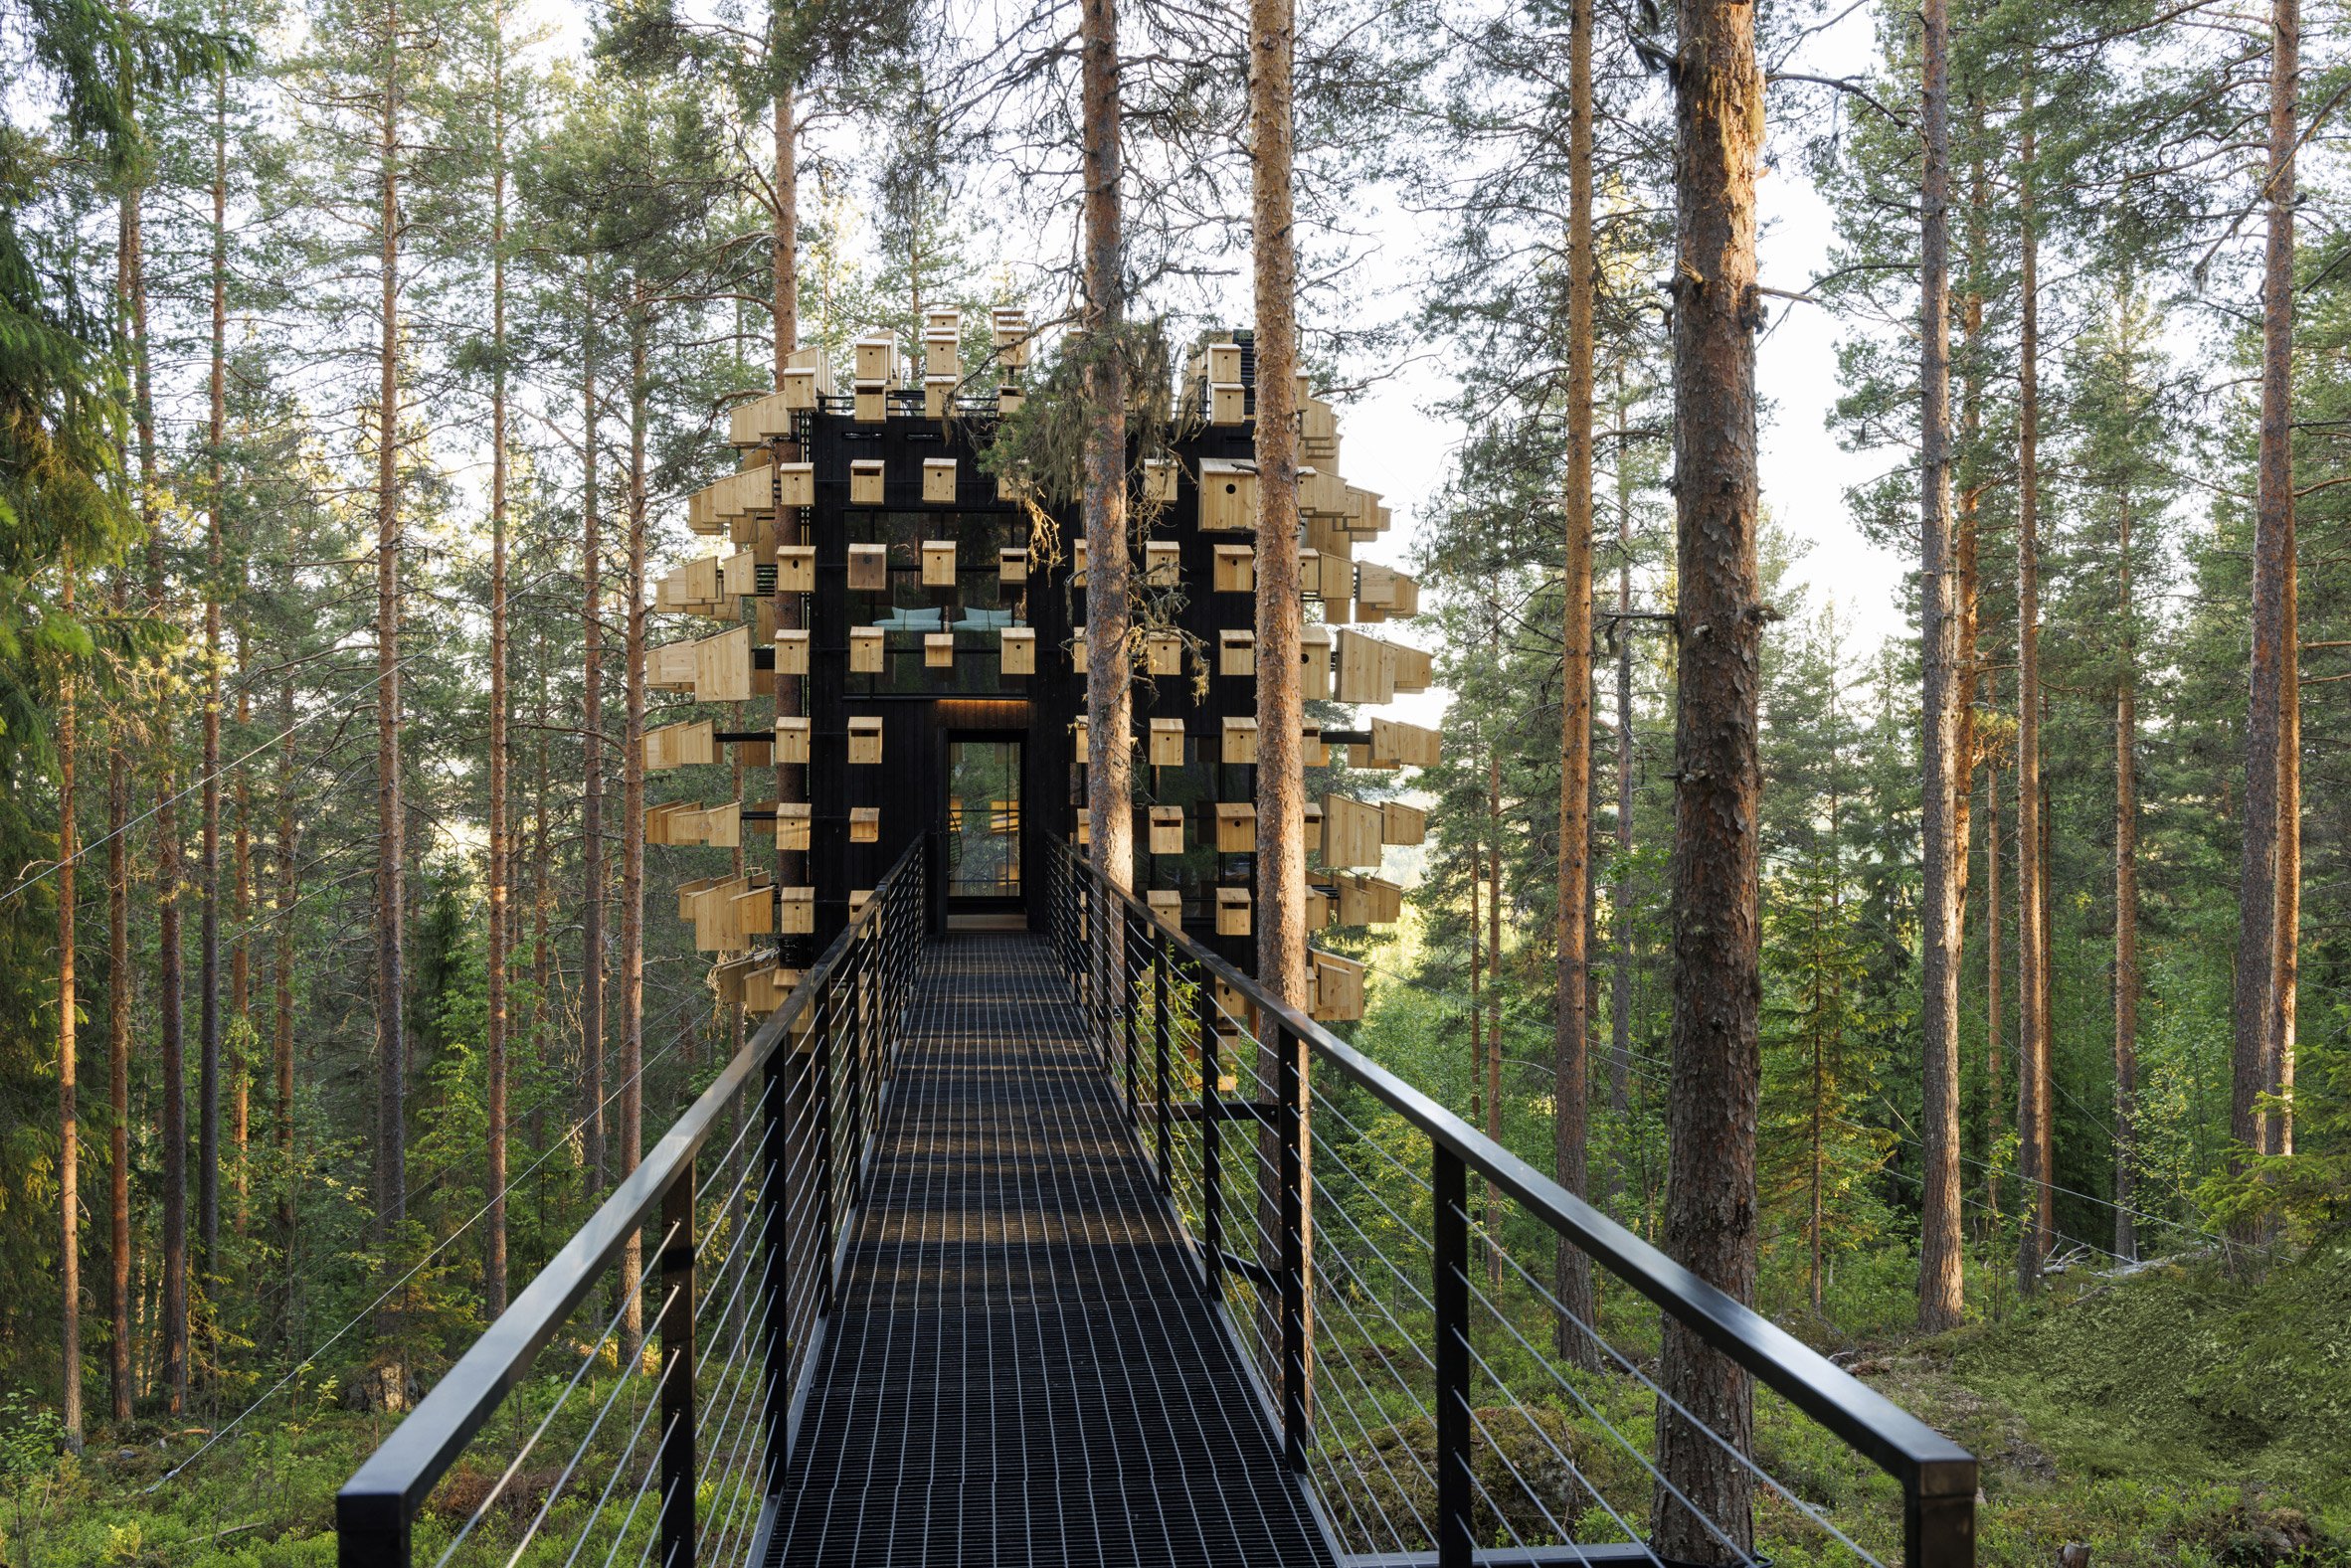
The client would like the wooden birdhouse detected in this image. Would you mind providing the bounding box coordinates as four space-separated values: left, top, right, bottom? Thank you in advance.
925 305 962 334
1303 799 1324 851
773 628 810 676
1336 629 1397 705
730 884 773 938
648 642 697 691
853 336 897 383
924 376 955 420
1301 626 1334 701
773 801 811 852
1214 887 1251 937
850 806 879 843
1372 717 1441 767
1001 626 1036 675
1212 544 1254 594
923 333 960 378
774 462 814 507
1199 460 1256 532
644 720 714 772
849 626 885 673
1324 794 1384 869
1074 807 1090 846
1145 631 1181 676
776 545 815 594
694 625 753 703
1072 539 1088 587
847 716 883 765
1071 631 1088 670
1310 952 1366 1022
778 886 815 937
998 547 1028 583
1221 715 1258 766
853 383 887 423
1147 889 1181 929
1299 548 1325 598
1210 382 1247 425
1392 644 1434 693
847 542 888 592
922 459 957 503
773 716 812 766
850 889 874 923
921 538 957 585
1072 718 1088 763
925 632 955 668
1381 799 1427 845
997 386 1025 416
642 802 694 846
1301 725 1328 768
1298 465 1350 518
1215 802 1256 853
1306 885 1334 930
726 390 788 446
1348 743 1400 773
1219 629 1256 677
1207 342 1243 384
719 550 760 598
850 459 885 505
1300 396 1340 460
1145 541 1180 586
1149 718 1185 768
1144 457 1176 503
780 364 823 411
993 310 1032 367
1148 805 1183 855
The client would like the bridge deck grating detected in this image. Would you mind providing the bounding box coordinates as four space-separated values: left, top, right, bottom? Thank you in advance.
763 932 1332 1568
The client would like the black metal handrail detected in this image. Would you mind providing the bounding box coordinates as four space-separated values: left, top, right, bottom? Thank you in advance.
1046 837 1975 1568
335 836 930 1567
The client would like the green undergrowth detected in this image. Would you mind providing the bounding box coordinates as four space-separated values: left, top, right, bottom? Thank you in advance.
10 1243 2349 1567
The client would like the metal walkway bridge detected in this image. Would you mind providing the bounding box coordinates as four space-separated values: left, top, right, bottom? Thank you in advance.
335 839 1976 1568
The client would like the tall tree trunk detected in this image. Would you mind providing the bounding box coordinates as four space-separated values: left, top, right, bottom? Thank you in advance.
1079 0 1134 914
1915 0 1965 1333
619 299 650 1337
1654 0 1763 1552
2015 86 2053 1293
1984 760 2002 1222
1486 743 1505 1293
372 0 408 1275
232 664 251 1230
60 557 82 1447
274 663 297 1342
1609 390 1634 1202
125 179 189 1419
581 286 607 1197
2236 0 2298 1176
1551 0 1599 1366
2114 498 2139 1262
199 56 229 1301
485 43 511 1318
1251 0 1305 1008
1247 0 1313 1430
108 573 133 1425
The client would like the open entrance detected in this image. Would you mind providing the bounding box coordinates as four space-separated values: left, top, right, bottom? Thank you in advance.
945 735 1023 930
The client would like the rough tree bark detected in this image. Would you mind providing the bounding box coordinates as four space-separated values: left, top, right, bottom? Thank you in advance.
125 179 189 1417
1984 760 2001 1221
581 284 607 1197
1551 0 1599 1367
1079 0 1134 903
2235 0 2297 1184
1916 0 1965 1333
60 559 81 1447
108 573 132 1424
372 0 409 1280
2015 85 2053 1293
2114 493 2139 1261
1653 0 1763 1553
619 299 651 1337
485 32 512 1317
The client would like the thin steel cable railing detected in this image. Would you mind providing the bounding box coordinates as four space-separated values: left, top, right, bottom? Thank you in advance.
336 837 931 1568
1046 838 1976 1568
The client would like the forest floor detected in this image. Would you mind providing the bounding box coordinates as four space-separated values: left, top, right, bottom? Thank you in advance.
4 1241 2344 1567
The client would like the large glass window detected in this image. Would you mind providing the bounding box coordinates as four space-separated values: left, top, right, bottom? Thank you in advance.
946 739 1021 899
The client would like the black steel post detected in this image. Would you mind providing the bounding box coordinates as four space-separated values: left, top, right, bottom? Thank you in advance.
1275 1021 1309 1471
813 976 835 1315
759 1058 792 1487
844 941 865 1202
1153 931 1172 1194
1123 908 1139 1118
1198 977 1223 1298
659 1159 698 1567
1433 1146 1471 1568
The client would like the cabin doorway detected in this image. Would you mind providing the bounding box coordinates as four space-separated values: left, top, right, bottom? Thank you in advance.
945 734 1024 930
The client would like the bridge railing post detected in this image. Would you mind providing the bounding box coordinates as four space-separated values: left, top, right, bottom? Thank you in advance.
1152 931 1172 1194
1274 1019 1309 1472
759 1052 791 1489
1123 905 1139 1119
1432 1144 1471 1568
659 1156 697 1568
1197 976 1223 1299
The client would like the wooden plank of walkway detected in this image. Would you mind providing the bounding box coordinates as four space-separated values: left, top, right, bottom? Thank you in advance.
763 933 1333 1568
